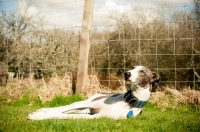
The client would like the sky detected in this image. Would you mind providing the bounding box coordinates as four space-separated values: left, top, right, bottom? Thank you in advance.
1 0 195 31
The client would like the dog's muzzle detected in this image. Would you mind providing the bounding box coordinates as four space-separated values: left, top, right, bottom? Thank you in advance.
124 72 131 81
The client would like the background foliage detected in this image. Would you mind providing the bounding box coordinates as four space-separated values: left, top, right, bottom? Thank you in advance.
0 0 200 89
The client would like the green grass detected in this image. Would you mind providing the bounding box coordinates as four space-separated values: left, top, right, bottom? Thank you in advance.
0 95 200 132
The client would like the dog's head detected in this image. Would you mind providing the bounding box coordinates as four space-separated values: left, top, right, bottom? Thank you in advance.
124 66 160 90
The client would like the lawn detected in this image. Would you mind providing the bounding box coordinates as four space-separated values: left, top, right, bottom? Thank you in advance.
0 95 200 132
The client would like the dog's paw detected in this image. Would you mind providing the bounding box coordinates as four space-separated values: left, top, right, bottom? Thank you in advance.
28 112 44 120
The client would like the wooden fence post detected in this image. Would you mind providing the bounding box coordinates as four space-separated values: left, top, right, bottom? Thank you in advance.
76 0 94 94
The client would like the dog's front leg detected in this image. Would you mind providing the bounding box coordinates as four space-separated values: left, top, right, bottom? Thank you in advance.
28 112 101 120
100 107 134 119
28 113 101 120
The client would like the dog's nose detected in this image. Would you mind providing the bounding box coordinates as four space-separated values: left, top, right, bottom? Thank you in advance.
124 72 131 81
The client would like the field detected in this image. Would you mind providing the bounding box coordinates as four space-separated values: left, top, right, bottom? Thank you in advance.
0 76 200 132
0 95 200 132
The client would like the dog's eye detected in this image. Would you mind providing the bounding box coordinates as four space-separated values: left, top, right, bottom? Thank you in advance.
132 66 135 69
140 70 146 74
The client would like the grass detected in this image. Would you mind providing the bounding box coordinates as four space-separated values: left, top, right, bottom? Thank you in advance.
0 95 200 132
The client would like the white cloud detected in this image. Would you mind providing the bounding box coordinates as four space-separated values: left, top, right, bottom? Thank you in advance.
151 0 191 4
28 6 38 15
15 0 192 30
22 0 84 29
105 0 117 7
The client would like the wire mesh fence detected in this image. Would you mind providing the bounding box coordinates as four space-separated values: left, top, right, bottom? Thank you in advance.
0 0 200 90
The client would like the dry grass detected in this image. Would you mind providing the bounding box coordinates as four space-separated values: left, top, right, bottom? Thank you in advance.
0 73 73 104
83 74 110 97
38 73 73 103
150 85 200 111
0 73 40 104
0 73 110 104
1 74 200 111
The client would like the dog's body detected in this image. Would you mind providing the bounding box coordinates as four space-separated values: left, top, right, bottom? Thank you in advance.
28 66 160 120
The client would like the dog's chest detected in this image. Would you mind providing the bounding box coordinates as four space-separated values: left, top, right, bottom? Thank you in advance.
133 88 150 101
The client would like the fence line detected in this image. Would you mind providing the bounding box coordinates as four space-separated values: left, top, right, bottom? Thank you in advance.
0 0 199 90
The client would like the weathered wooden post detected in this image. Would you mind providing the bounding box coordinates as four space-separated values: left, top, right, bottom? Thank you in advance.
76 0 94 94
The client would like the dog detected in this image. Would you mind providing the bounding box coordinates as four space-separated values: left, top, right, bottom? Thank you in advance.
28 66 160 120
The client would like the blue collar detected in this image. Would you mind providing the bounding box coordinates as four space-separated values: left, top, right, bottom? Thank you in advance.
124 87 149 108
134 99 149 108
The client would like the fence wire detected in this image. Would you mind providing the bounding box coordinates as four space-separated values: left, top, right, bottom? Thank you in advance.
0 0 199 90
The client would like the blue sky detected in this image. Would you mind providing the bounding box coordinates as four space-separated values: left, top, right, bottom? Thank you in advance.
1 0 18 11
1 0 195 30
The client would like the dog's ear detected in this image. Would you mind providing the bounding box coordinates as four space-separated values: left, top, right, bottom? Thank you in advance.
151 72 160 85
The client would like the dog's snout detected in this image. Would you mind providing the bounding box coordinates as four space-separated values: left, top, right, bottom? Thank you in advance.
124 72 131 81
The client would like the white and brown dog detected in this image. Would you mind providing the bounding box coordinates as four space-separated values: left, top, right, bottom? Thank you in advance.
28 66 160 120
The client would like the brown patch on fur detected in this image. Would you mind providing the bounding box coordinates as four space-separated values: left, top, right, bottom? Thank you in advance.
136 67 152 88
135 66 160 90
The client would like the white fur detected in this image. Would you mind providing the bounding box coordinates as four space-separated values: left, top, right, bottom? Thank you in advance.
28 66 154 120
126 66 143 83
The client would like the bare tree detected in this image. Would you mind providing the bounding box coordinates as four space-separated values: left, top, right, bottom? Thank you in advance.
194 0 200 26
190 0 200 89
90 4 200 89
1 0 40 75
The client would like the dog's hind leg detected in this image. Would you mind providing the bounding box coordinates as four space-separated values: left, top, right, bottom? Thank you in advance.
29 105 93 120
35 93 105 113
28 112 100 120
36 100 91 113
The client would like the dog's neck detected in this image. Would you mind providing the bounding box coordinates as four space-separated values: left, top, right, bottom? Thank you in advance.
131 83 151 101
